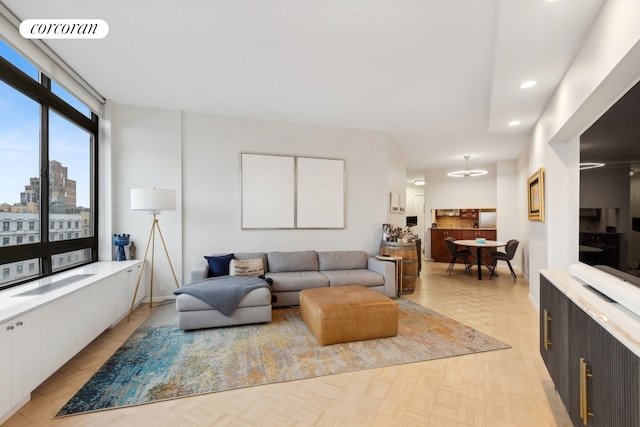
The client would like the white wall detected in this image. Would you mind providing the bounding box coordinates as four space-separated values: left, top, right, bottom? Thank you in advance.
517 150 530 278
386 136 408 228
405 181 425 250
527 0 640 309
111 104 183 298
109 109 406 298
424 163 497 210
180 113 405 290
496 159 523 272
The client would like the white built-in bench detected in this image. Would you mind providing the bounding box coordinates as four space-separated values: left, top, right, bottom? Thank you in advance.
0 260 143 423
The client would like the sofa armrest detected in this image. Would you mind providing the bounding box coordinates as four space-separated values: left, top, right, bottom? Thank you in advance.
367 257 397 298
190 259 210 282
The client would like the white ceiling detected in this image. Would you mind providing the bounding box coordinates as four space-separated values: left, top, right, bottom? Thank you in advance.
2 0 606 181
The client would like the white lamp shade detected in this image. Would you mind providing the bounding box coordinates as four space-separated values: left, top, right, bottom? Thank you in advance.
131 188 176 214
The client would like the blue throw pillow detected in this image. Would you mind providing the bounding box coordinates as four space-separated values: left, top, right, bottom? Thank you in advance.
204 254 234 277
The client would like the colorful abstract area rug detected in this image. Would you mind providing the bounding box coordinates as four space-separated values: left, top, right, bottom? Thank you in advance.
56 298 509 417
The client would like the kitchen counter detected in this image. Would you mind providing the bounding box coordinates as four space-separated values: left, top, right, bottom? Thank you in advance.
429 227 496 230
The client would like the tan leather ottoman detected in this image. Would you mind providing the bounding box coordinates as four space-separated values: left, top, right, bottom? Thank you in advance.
300 285 399 345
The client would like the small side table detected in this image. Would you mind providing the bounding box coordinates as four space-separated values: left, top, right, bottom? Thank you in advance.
376 255 403 296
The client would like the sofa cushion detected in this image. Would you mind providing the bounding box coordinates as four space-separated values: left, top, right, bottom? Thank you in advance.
321 269 385 287
234 252 269 273
229 258 264 276
318 251 368 271
266 271 328 292
204 254 234 277
268 250 318 272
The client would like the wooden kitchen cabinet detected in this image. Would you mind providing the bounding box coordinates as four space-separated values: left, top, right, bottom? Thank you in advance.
430 229 461 262
459 229 496 240
431 229 497 263
459 209 479 219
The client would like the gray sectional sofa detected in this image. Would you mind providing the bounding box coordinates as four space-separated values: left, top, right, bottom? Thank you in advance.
188 250 397 307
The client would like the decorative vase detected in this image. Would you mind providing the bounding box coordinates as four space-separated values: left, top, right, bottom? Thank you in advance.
113 234 130 261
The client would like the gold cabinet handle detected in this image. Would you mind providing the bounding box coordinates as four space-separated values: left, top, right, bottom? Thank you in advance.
579 357 594 425
543 309 552 351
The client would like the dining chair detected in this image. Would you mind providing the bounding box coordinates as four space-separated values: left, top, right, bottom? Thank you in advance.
444 237 472 277
489 239 519 282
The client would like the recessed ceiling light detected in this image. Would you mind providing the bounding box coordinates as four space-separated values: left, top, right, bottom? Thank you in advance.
508 120 521 126
520 80 537 89
579 162 605 170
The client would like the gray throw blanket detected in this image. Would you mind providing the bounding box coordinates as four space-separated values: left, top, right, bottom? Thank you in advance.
173 276 270 317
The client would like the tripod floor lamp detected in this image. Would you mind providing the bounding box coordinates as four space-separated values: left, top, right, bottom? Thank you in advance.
128 188 180 321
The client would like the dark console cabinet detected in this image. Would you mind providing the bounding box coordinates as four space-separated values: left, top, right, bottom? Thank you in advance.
539 278 570 408
540 274 639 426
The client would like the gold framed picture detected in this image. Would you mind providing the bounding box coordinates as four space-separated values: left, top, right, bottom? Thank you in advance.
527 167 544 221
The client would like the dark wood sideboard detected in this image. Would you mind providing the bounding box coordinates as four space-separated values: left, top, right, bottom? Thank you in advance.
540 273 639 426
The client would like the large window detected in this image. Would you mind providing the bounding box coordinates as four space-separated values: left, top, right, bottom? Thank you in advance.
0 40 98 289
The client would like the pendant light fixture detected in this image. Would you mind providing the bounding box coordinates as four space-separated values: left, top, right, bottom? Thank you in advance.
447 156 488 178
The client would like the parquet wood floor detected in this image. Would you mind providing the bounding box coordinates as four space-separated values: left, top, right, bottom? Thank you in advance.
3 262 573 426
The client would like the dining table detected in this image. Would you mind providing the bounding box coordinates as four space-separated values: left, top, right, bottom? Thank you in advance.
453 239 506 280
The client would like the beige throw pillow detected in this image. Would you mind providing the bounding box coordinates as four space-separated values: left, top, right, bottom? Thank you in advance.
229 258 264 277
